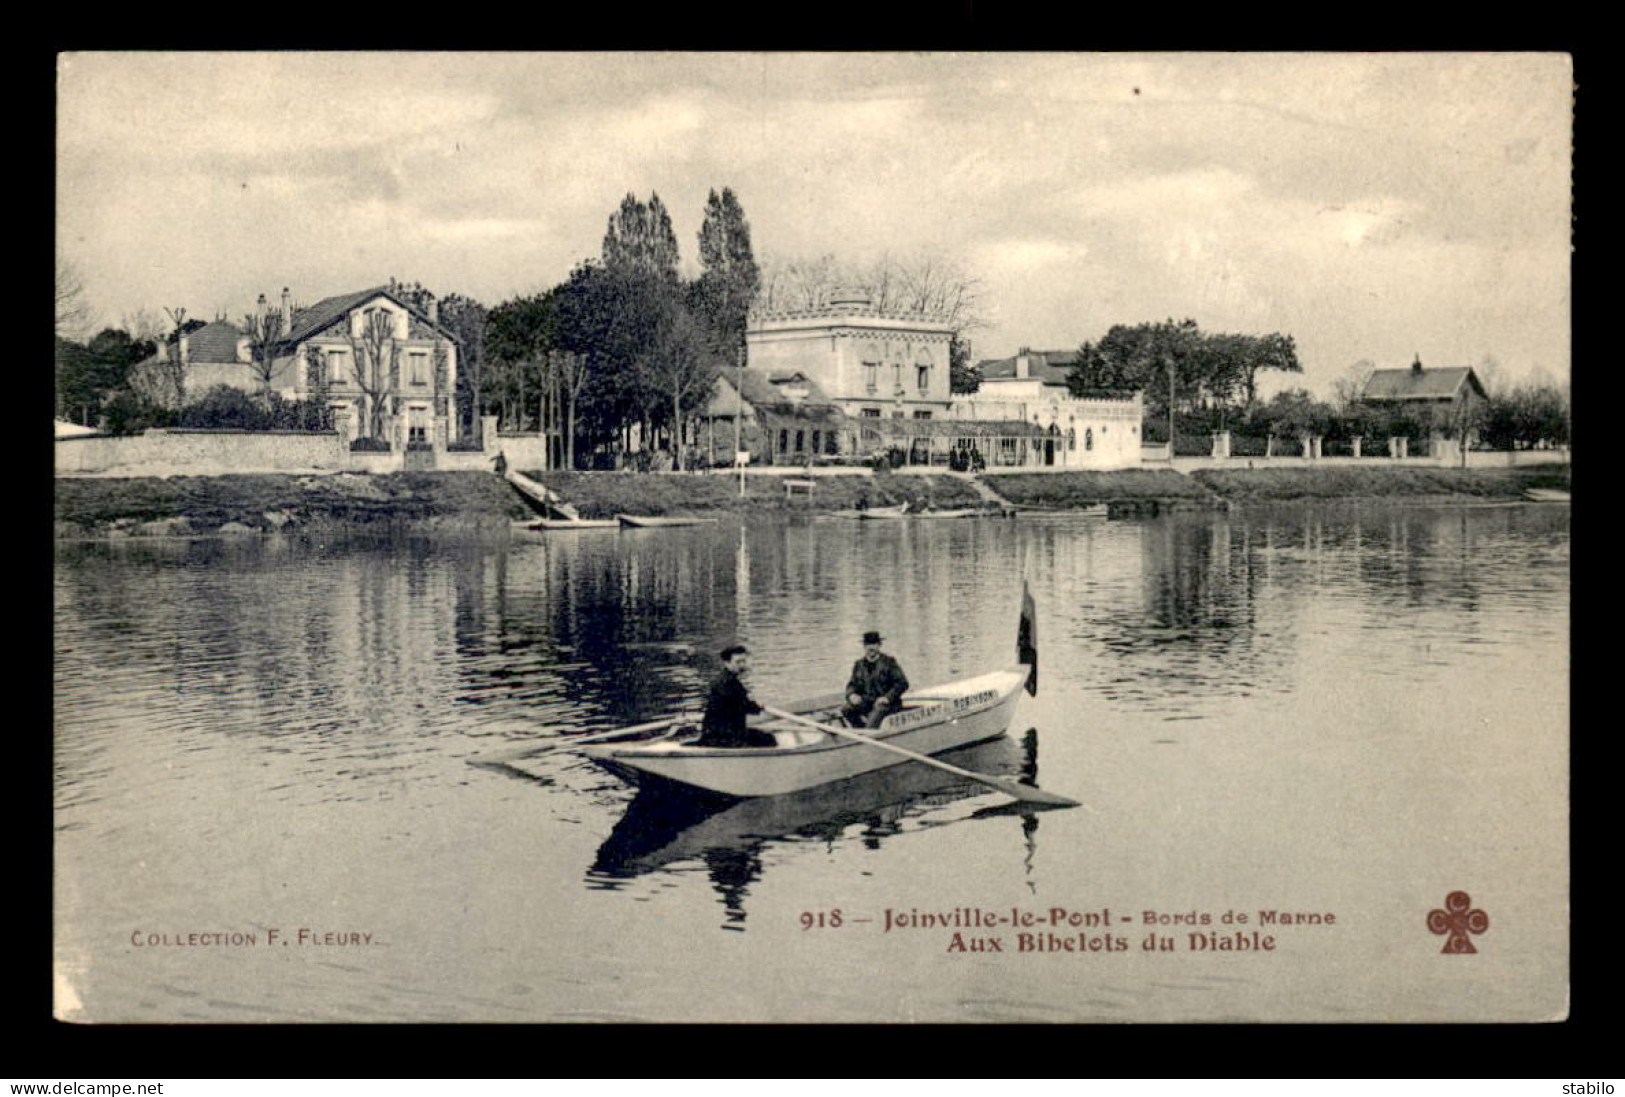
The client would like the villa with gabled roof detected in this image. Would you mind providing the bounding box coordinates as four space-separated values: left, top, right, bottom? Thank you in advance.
136 285 463 445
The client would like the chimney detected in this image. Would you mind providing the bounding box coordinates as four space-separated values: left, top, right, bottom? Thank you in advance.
428 297 439 324
282 288 293 333
1016 350 1030 379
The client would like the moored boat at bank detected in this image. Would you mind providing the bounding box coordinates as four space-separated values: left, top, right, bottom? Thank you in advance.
913 508 982 519
821 503 910 520
616 514 721 528
528 518 619 530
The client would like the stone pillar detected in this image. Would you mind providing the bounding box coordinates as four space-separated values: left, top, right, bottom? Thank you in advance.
433 416 449 453
1351 436 1363 459
1211 431 1231 459
1300 435 1314 459
1389 436 1408 459
332 406 352 443
1312 435 1323 460
481 415 499 453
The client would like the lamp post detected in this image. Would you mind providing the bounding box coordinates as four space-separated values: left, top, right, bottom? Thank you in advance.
735 342 746 496
1167 355 1176 460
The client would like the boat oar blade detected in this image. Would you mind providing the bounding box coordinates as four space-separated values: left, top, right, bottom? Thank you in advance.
988 778 1078 808
468 715 685 766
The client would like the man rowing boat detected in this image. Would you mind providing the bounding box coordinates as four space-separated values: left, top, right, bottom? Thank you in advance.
842 631 910 729
695 644 777 749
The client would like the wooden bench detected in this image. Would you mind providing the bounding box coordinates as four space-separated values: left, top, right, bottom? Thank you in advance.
783 478 816 499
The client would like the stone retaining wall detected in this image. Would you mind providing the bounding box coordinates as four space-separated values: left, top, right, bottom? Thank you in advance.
56 430 350 477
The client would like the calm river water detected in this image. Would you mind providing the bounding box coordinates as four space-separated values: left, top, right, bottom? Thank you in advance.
53 502 1569 1023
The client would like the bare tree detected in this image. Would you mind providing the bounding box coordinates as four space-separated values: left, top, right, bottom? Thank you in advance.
241 299 287 405
547 349 590 470
346 307 398 441
756 251 990 333
645 302 718 470
304 345 332 430
55 259 94 340
1331 359 1376 415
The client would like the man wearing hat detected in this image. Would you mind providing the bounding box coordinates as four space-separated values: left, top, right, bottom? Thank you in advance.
842 631 910 729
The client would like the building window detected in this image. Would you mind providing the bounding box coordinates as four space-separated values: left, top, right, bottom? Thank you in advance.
861 408 881 418
794 429 805 453
917 364 930 392
863 343 880 393
1085 428 1094 451
778 429 788 453
811 430 821 453
410 352 428 385
326 348 350 387
913 410 932 420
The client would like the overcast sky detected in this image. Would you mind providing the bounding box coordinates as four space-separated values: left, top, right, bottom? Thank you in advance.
57 52 1572 397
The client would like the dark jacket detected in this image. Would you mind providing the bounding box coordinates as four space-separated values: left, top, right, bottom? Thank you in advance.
698 669 772 748
846 653 909 708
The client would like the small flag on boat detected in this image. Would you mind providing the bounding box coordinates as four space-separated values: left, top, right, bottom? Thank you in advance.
1018 580 1038 696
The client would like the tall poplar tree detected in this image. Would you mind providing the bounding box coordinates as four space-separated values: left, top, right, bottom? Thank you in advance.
693 187 761 356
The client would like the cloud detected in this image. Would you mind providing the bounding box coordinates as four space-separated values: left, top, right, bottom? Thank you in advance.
56 52 1571 394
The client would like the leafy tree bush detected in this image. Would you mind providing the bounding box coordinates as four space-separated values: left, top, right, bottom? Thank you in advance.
172 385 333 431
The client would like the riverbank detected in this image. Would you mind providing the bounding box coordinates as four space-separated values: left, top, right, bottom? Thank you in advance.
527 471 983 518
53 472 533 540
1189 463 1571 502
54 463 1571 538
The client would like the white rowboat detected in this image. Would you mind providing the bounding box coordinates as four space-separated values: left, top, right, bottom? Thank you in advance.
582 665 1030 798
616 514 721 528
528 518 619 530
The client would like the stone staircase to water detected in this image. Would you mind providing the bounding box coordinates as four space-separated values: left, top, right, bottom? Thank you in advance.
950 472 1017 513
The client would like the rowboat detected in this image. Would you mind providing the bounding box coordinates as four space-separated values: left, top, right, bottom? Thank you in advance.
616 514 721 528
504 470 584 521
581 666 1031 798
1523 488 1571 503
528 518 619 531
820 503 910 520
913 508 982 519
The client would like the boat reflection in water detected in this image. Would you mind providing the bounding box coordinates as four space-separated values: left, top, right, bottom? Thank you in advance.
587 729 1050 930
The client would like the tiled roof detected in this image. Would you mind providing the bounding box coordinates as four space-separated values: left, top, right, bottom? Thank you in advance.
182 320 244 363
723 367 837 410
280 286 457 346
1363 366 1484 401
976 350 1079 386
281 287 392 345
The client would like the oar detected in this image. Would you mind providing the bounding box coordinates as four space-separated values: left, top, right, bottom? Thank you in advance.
470 715 689 766
762 705 1078 808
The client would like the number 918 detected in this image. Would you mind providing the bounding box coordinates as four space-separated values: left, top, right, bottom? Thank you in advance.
800 910 843 929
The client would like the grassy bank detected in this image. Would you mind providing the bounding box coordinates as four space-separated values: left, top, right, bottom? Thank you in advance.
989 469 1221 508
1190 464 1571 502
54 472 531 538
53 462 1573 538
530 471 983 518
